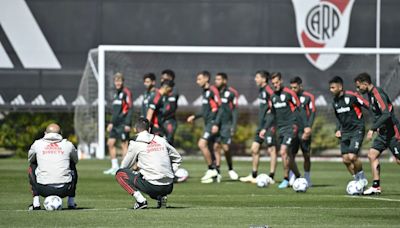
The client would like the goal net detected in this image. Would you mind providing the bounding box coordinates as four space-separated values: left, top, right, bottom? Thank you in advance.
74 46 400 159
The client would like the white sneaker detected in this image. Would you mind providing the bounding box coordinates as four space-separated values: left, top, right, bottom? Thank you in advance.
268 178 276 185
228 170 239 180
103 167 118 175
288 171 295 186
216 174 222 183
201 169 218 181
239 174 257 184
201 174 222 184
363 186 381 195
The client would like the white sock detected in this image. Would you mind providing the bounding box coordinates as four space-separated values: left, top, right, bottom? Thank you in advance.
133 191 146 203
68 197 75 206
33 196 40 207
356 170 365 180
111 158 119 169
304 172 310 180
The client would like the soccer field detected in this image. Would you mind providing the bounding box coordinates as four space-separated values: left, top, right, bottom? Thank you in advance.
0 158 399 228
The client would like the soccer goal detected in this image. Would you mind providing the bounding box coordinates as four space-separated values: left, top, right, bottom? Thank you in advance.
74 46 400 159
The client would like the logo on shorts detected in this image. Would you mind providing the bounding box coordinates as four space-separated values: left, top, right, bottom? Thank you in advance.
292 0 355 71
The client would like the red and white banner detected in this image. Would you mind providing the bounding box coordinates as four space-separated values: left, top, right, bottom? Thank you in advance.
292 0 355 71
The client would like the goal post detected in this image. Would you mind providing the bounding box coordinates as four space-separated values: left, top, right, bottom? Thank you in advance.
82 45 400 159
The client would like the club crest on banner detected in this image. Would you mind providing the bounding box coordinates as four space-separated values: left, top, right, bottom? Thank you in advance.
292 0 355 71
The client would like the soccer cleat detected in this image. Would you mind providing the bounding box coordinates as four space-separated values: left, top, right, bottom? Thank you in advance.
103 167 118 175
28 204 41 211
201 169 218 181
157 196 167 209
133 201 148 210
269 178 276 185
216 174 222 183
201 178 214 184
228 170 239 180
288 171 295 186
239 174 257 184
68 203 77 209
278 179 289 189
363 186 381 195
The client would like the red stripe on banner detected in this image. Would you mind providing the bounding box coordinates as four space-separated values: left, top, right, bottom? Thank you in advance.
301 31 325 62
322 0 350 14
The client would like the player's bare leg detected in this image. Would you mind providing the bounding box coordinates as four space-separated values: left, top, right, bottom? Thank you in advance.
364 148 382 194
278 145 290 188
121 141 129 158
268 146 277 178
213 142 222 182
104 138 119 175
303 152 311 174
288 151 301 178
342 154 355 176
199 138 218 183
240 142 260 183
348 153 368 187
222 144 238 180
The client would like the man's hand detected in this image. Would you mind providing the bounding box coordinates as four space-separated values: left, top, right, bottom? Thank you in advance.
211 125 219 134
302 127 312 140
124 126 131 132
367 130 375 140
187 115 195 123
335 130 341 138
107 124 113 132
259 129 267 139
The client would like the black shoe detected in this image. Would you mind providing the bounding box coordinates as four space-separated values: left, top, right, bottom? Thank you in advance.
68 203 77 209
28 204 41 211
157 196 167 209
133 201 148 210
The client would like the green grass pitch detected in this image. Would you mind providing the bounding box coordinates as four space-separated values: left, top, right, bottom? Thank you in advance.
0 158 399 227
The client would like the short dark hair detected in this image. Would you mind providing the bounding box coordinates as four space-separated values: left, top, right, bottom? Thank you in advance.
329 76 343 85
160 79 175 88
135 117 150 132
256 70 270 81
290 76 302 84
197 71 211 81
161 69 175 81
271 72 282 80
216 72 228 80
354 72 372 84
143 73 156 81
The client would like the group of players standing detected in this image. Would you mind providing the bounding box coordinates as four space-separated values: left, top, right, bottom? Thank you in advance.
104 69 400 195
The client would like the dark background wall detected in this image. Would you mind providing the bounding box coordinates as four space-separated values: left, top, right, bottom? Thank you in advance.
0 0 399 110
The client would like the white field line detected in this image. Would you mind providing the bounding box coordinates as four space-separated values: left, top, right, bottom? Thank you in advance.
346 195 400 202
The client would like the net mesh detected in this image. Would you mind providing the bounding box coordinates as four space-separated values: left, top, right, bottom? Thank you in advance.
74 49 400 158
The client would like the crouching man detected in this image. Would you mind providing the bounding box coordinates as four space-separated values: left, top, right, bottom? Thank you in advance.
115 117 182 209
28 123 78 210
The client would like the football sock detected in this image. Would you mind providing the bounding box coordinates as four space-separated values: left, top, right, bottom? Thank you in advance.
284 177 289 181
208 165 214 170
304 172 310 180
111 158 119 169
252 171 258 178
372 180 380 188
269 172 275 179
216 166 220 174
33 196 40 207
133 191 146 203
356 170 365 180
68 197 75 206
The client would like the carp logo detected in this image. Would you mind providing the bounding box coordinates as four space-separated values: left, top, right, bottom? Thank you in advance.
292 0 355 71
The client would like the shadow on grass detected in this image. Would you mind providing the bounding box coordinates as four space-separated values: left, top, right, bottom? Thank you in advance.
311 184 335 188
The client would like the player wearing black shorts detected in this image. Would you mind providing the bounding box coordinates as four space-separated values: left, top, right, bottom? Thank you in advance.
240 70 277 184
290 76 316 186
141 73 157 118
211 72 239 181
104 73 133 175
260 72 302 189
187 71 221 183
160 69 179 145
354 73 400 195
329 76 369 188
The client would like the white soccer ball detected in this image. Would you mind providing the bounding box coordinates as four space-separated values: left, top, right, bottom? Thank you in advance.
44 195 63 211
346 180 363 195
174 168 189 183
292 178 308 192
256 173 270 188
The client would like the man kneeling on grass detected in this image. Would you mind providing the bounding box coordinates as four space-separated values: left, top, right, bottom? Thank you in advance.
28 123 78 210
115 117 182 209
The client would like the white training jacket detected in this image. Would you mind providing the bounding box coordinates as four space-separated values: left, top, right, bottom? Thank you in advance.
28 133 78 185
121 131 182 185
